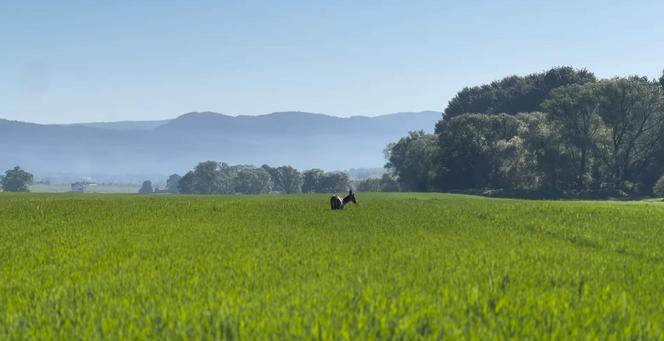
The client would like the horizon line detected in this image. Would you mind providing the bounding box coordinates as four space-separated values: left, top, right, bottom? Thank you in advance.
1 109 441 125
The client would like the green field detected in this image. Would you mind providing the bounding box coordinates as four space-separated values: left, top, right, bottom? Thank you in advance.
2 193 664 339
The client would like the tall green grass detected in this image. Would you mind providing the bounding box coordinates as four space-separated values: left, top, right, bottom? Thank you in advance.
1 193 664 339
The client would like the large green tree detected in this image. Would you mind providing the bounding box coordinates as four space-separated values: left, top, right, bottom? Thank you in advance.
139 180 154 194
178 171 196 194
192 161 226 194
317 172 351 193
166 174 181 193
176 161 233 194
233 167 272 194
517 112 578 191
592 77 664 190
1 166 34 192
434 114 523 190
262 165 302 193
302 169 324 193
541 84 603 190
385 131 437 191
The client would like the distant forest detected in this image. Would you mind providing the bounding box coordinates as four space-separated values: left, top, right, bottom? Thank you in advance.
145 162 399 195
385 67 664 198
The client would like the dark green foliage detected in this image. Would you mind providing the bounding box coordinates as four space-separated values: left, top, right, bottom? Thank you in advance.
262 165 303 193
233 167 272 194
385 131 437 191
434 114 525 190
302 169 324 193
178 162 273 195
517 112 577 191
139 180 154 194
193 161 226 194
176 162 351 195
166 174 181 193
317 172 351 193
178 171 196 194
592 78 664 191
277 166 303 194
0 166 34 192
388 70 664 196
300 169 352 193
444 66 596 119
540 77 664 192
541 84 602 189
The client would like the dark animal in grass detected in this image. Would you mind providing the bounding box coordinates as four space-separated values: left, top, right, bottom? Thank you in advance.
330 190 358 210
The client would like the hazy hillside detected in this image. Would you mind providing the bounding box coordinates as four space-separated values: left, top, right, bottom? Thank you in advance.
0 111 440 179
69 120 172 131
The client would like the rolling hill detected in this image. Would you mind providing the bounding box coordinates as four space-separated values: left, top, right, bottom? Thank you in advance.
0 111 441 179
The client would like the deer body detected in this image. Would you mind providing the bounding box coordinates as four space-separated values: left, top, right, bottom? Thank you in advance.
330 190 358 210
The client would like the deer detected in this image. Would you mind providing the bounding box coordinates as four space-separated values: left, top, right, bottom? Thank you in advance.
330 189 358 210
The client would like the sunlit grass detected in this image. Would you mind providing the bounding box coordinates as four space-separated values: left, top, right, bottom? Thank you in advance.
1 193 664 339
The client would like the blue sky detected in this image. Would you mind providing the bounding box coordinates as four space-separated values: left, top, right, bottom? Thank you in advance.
1 0 663 123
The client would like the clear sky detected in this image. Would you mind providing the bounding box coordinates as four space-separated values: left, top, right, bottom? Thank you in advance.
1 0 663 123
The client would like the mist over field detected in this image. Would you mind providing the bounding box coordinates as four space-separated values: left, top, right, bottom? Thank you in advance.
0 111 439 182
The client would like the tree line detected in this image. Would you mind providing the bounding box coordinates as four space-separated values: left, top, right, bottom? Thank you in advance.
143 161 399 195
0 163 397 195
386 67 664 197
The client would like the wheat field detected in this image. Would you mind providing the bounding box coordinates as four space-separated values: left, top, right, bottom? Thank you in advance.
1 193 664 339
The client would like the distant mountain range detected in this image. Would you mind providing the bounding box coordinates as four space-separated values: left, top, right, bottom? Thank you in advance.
70 119 172 131
0 111 441 180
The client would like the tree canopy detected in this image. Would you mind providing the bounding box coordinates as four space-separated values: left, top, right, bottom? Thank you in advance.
139 180 154 194
444 66 596 119
262 165 303 194
1 166 34 192
385 131 437 191
166 174 181 193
